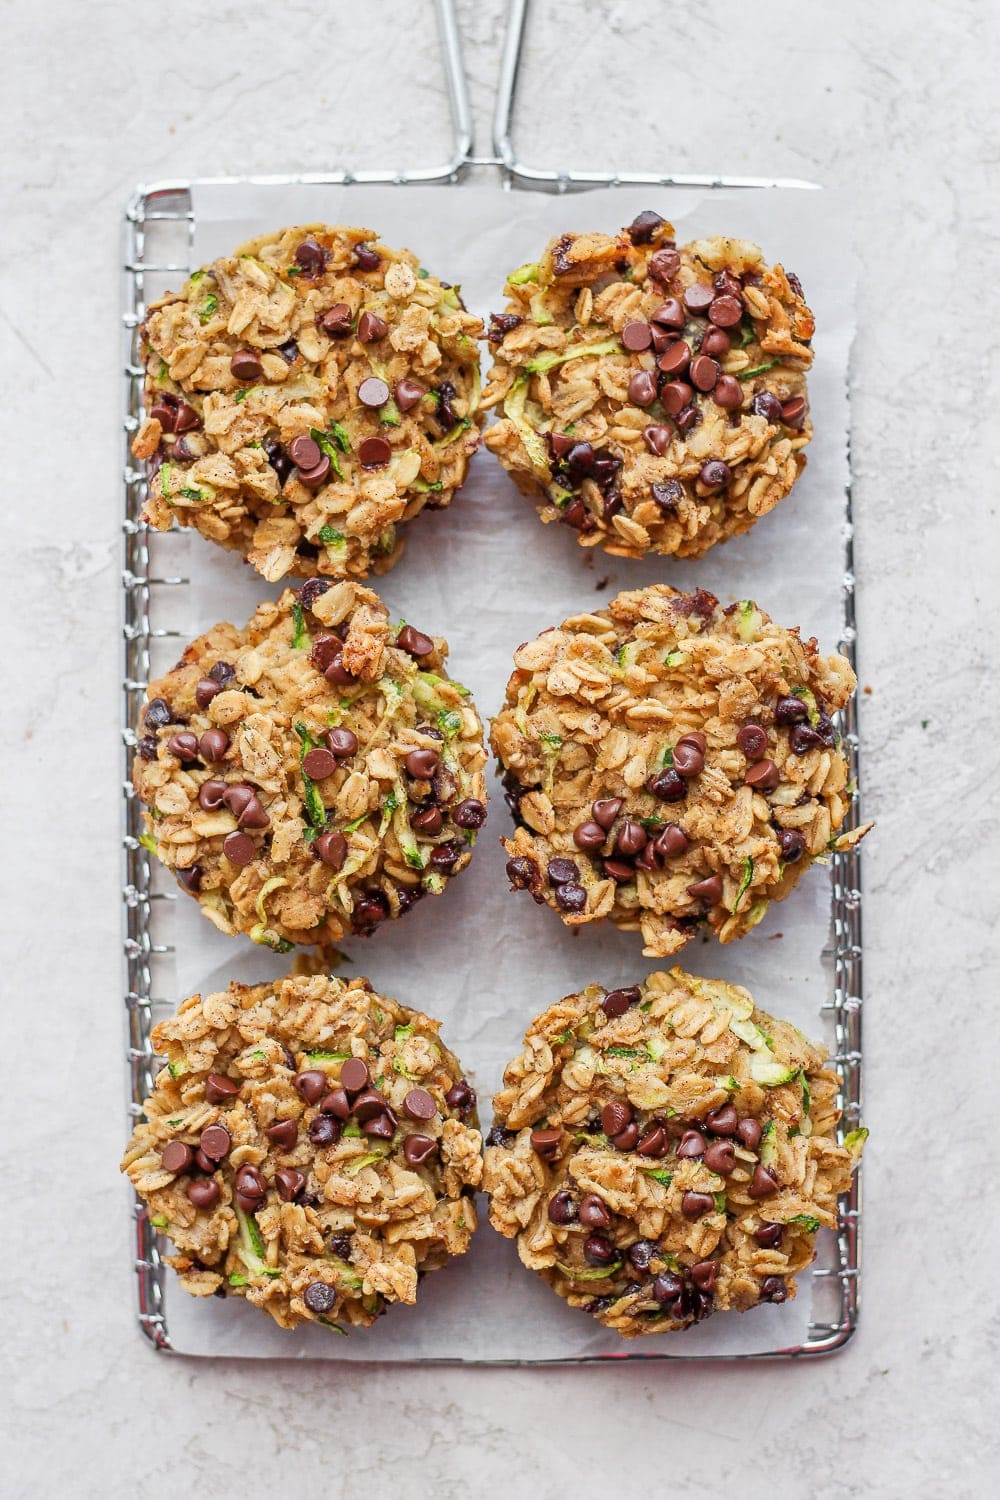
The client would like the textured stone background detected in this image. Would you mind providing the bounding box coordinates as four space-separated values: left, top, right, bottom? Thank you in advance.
2 1 998 1495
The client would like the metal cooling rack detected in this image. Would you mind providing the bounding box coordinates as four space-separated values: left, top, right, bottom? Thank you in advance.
121 0 864 1360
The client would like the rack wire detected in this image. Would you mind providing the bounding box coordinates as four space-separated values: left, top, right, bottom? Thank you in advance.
121 0 863 1360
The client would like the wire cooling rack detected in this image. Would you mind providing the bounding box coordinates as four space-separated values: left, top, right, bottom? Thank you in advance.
121 0 864 1359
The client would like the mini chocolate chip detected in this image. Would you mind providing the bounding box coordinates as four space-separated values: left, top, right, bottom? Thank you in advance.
410 806 443 837
781 396 807 429
752 390 784 422
554 882 587 913
444 1080 476 1114
677 1129 707 1158
686 873 723 905
627 369 658 407
683 283 715 314
303 1281 338 1314
530 1126 563 1161
199 1124 231 1162
266 1118 298 1150
689 355 720 392
705 1105 739 1136
601 1100 633 1136
579 1194 613 1230
749 1164 780 1199
294 1070 328 1105
681 1191 716 1221
628 210 664 244
289 434 322 470
352 242 381 271
187 1179 220 1210
657 340 690 377
395 378 425 411
230 349 262 380
195 677 222 709
275 1168 307 1203
755 1222 783 1248
655 823 689 859
646 768 688 802
699 460 731 492
737 724 769 759
622 319 652 351
403 1088 436 1122
637 1124 669 1158
357 310 388 343
453 798 486 829
745 759 780 792
643 424 672 455
648 249 681 283
713 374 743 410
358 436 392 468
592 797 623 829
652 1271 684 1304
603 985 641 1018
358 376 390 408
778 828 806 862
205 1073 241 1105
314 830 347 869
548 1190 578 1225
759 1275 788 1303
197 778 227 811
403 1133 437 1166
326 727 359 757
308 1115 341 1147
222 831 255 866
321 303 353 335
429 839 463 872
703 1139 737 1174
161 1141 194 1174
691 1260 718 1291
584 1232 618 1267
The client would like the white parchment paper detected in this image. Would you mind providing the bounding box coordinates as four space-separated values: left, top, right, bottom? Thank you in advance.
142 183 856 1361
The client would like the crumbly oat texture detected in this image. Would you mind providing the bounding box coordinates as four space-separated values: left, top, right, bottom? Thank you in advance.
481 209 813 559
133 581 488 948
492 584 869 957
483 968 865 1338
121 973 482 1332
131 223 483 582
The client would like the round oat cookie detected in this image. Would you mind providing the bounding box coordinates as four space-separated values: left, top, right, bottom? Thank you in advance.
481 209 813 559
131 223 483 582
133 580 488 949
483 968 865 1338
492 584 870 957
121 973 482 1332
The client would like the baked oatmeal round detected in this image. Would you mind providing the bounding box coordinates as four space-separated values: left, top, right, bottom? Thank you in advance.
131 223 483 582
482 210 813 559
483 968 865 1338
122 973 482 1332
492 584 869 957
133 581 488 949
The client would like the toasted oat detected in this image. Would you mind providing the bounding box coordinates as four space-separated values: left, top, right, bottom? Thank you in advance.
482 210 813 559
133 582 488 949
122 973 482 1332
482 969 865 1338
492 584 870 956
133 224 483 581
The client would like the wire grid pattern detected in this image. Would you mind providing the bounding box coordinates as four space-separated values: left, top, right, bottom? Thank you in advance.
120 0 863 1361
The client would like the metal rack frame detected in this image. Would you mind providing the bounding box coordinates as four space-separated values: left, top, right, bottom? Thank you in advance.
121 0 863 1360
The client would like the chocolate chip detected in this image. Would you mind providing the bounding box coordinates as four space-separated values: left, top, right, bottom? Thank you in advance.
307 1114 341 1147
554 883 587 913
326 727 359 758
358 436 392 468
703 1139 736 1174
737 724 768 760
686 874 722 906
137 735 159 761
755 1222 783 1248
506 855 537 890
205 1073 241 1105
789 723 824 755
775 695 809 725
691 1260 718 1291
548 1190 578 1225
689 355 720 392
583 1232 618 1267
166 731 198 763
681 1191 716 1221
759 1275 788 1303
627 370 658 407
708 294 742 328
404 748 439 781
286 436 320 473
651 478 683 513
485 1124 515 1148
294 1070 328 1105
713 374 743 410
321 303 353 336
444 1080 476 1114
303 1281 338 1315
275 1168 306 1203
643 424 672 455
646 768 688 802
358 376 389 408
173 402 200 433
197 729 229 762
301 747 336 781
660 380 694 416
648 249 681 283
655 823 689 859
592 797 623 829
403 1088 436 1122
334 1058 367 1097
314 830 347 869
352 242 381 271
546 858 579 886
395 625 434 660
637 1124 669 1157
161 1141 194 1173
320 1088 352 1120
752 390 784 422
677 1129 706 1158
410 806 443 837
277 340 299 363
403 1133 437 1165
674 404 701 435
615 820 647 857
652 1271 683 1304
683 283 715 314
395 378 425 411
530 1126 563 1160
295 236 327 274
698 461 731 493
194 1149 217 1174
453 798 486 829
199 1124 231 1162
781 396 807 429
362 1112 395 1140
603 859 636 883
576 1197 610 1234
651 299 686 331
745 759 780 792
230 349 262 380
222 831 255 866
603 986 641 1018
622 320 652 351
195 677 222 709
266 1118 298 1150
730 1121 761 1155
778 828 806 862
705 1105 738 1136
150 402 176 432
601 1101 633 1137
749 1164 780 1199
357 310 388 343
699 326 731 359
187 1178 220 1209
657 340 690 377
673 733 706 778
628 210 664 245
176 864 203 893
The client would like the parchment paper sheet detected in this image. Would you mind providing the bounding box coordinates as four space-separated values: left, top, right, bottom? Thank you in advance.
140 182 856 1361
